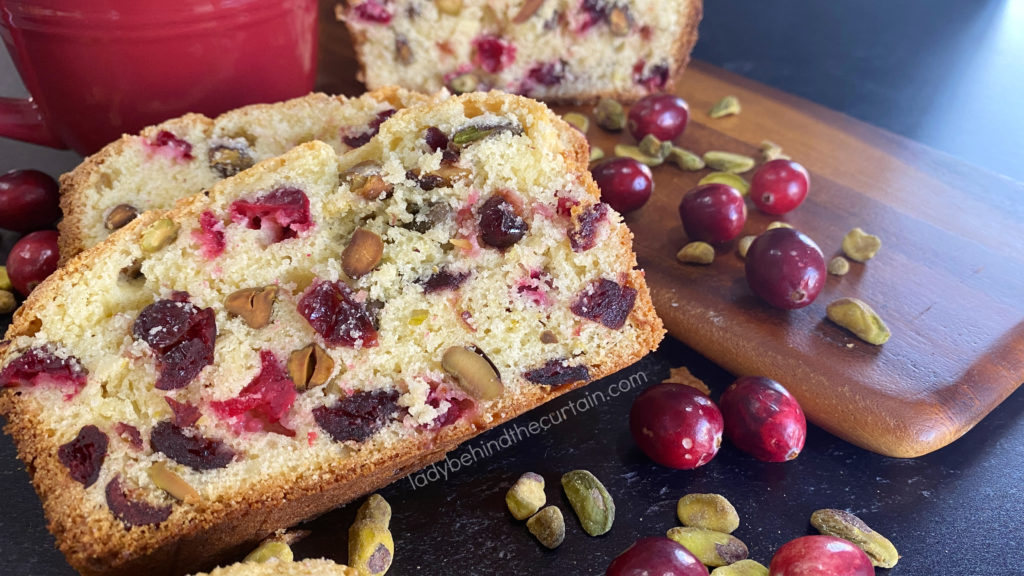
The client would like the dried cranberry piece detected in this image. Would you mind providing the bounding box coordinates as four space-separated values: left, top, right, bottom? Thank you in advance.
133 299 216 390
210 350 297 436
150 421 235 471
426 387 473 429
298 281 379 348
633 61 670 91
478 195 528 249
193 210 226 260
568 202 609 252
425 127 449 152
571 278 637 329
147 130 194 161
343 109 397 148
472 35 517 73
105 475 172 527
313 390 400 443
229 187 313 244
115 422 143 450
524 359 591 386
352 0 392 23
527 60 567 87
420 269 470 293
165 396 201 428
0 346 88 395
578 0 608 31
57 425 108 487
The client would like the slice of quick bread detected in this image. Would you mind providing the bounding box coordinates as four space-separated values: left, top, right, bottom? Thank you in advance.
58 87 433 261
338 0 702 103
191 559 358 576
0 92 663 576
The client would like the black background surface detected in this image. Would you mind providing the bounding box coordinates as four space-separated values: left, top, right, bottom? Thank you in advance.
1 1 1022 574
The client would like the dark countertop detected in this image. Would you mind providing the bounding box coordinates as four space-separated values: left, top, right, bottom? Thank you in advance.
2 1 1023 574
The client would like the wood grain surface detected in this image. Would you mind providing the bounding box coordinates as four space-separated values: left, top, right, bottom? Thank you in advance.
557 62 1024 458
308 13 1023 458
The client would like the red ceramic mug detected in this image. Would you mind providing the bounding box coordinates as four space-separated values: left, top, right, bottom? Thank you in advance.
0 0 318 156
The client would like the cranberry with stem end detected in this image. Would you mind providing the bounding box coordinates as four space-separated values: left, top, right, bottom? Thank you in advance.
769 535 874 576
606 537 709 576
0 169 61 232
719 376 806 462
628 93 689 142
629 383 723 469
745 227 826 310
591 158 653 214
6 229 59 296
750 159 810 215
678 183 747 244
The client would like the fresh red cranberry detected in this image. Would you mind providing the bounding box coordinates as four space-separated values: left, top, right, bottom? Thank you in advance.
298 280 378 348
425 126 449 152
6 229 59 296
769 536 874 576
193 210 226 260
571 278 637 329
478 195 528 249
421 268 470 293
211 350 297 436
57 425 108 487
750 159 810 215
633 61 670 92
591 157 653 214
527 60 567 87
229 187 313 244
720 376 806 462
606 537 709 576
147 130 194 161
0 169 61 232
568 202 609 252
343 109 397 148
745 228 826 310
150 420 235 470
0 346 88 395
105 475 172 527
628 93 689 142
678 183 747 244
523 358 590 386
630 383 724 469
352 0 392 23
472 35 517 73
132 298 217 390
313 389 400 443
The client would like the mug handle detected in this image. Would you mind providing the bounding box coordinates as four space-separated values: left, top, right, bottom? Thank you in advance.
0 97 66 148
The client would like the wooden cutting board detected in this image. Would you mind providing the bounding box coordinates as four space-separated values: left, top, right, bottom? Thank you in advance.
555 62 1024 458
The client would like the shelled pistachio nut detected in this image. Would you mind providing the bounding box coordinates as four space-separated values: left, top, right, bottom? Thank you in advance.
709 95 741 119
507 472 546 520
140 218 179 253
0 290 15 315
811 508 899 568
677 493 740 533
667 147 705 171
737 235 756 258
614 144 664 166
561 469 615 536
244 540 294 563
842 227 882 262
826 297 891 345
594 98 626 131
666 527 749 567
638 134 672 159
526 506 566 549
710 559 769 576
698 171 750 196
827 256 850 276
676 242 715 265
562 112 590 133
703 151 756 174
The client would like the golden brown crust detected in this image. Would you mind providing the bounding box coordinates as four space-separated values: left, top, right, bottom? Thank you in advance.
192 559 359 576
3 92 664 576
